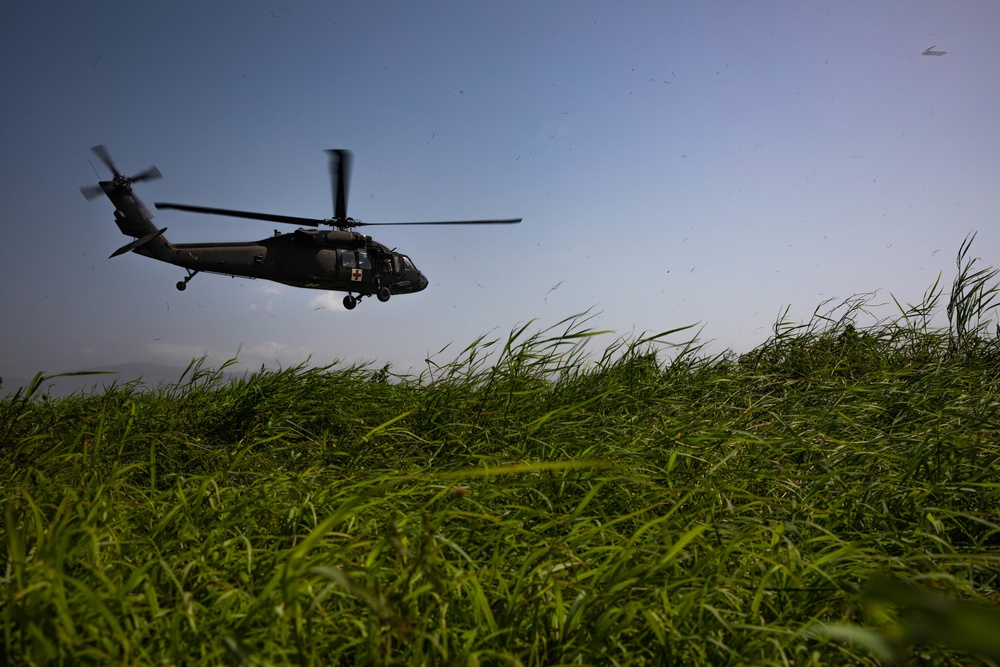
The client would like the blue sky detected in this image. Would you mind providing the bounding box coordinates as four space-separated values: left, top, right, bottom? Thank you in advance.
2 1 998 379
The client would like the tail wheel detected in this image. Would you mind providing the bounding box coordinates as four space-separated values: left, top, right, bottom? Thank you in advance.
176 270 198 291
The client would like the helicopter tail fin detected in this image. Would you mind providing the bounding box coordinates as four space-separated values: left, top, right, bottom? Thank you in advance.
109 227 168 259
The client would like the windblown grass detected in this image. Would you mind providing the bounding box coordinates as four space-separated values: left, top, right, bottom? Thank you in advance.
3 239 1000 665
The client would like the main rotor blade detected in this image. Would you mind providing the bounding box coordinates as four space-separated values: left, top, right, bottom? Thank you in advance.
156 202 521 229
91 145 120 177
154 202 324 227
356 218 522 226
328 149 352 220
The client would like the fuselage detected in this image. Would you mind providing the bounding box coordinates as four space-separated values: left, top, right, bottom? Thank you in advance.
159 231 428 295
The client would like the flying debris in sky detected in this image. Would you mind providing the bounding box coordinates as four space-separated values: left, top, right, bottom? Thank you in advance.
922 46 946 56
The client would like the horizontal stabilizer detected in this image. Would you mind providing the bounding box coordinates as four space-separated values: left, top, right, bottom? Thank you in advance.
110 227 167 258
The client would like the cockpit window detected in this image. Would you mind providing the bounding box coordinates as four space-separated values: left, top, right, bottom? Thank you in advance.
402 255 417 271
357 251 372 270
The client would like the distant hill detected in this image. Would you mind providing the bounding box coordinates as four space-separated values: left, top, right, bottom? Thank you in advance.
1 362 198 398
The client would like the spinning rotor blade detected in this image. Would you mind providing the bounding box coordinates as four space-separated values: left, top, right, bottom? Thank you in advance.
80 184 106 201
130 165 162 183
156 202 521 229
328 149 352 221
156 201 521 229
91 144 121 177
155 202 325 227
157 149 518 229
353 218 522 227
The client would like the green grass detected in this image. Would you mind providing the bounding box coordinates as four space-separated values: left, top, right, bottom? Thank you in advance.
3 240 1000 665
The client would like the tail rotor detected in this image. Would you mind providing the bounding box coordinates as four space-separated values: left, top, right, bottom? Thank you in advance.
80 145 161 200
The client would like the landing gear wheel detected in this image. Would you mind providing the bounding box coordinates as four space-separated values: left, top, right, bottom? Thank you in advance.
376 287 391 302
343 295 357 310
176 270 198 292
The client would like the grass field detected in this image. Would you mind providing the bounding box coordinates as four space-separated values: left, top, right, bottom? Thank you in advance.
3 239 1000 665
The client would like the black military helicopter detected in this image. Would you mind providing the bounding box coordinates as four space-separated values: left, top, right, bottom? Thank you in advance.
81 146 520 309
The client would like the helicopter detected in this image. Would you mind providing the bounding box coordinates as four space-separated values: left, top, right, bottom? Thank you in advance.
81 146 521 310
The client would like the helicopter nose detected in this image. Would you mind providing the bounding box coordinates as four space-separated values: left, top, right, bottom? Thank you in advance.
416 272 428 292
